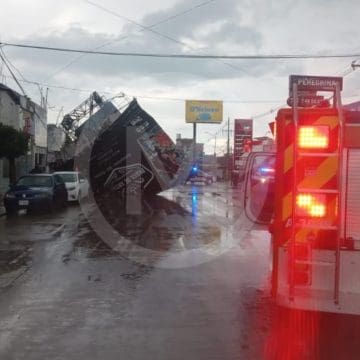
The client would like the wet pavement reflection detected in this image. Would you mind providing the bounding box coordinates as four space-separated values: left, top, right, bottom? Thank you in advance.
0 183 359 359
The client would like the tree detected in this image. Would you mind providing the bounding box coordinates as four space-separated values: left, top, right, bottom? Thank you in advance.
0 123 29 184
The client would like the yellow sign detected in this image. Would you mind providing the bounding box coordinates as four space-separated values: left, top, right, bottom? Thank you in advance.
185 100 223 124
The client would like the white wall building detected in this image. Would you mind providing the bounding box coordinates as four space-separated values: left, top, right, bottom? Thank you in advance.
0 83 47 194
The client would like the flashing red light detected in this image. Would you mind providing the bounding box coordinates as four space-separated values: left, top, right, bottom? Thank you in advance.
298 126 329 149
296 193 326 218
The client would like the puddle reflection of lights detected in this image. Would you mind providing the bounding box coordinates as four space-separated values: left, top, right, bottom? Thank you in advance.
191 186 198 220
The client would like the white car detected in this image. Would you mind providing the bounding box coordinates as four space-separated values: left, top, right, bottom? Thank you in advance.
187 170 214 185
53 171 89 202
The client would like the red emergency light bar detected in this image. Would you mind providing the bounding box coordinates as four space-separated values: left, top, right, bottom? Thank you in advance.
296 193 327 218
298 126 329 149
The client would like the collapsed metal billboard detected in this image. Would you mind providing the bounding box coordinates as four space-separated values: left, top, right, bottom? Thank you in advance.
77 99 192 208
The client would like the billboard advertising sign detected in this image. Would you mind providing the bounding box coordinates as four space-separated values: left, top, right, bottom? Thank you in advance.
233 119 253 170
185 100 223 124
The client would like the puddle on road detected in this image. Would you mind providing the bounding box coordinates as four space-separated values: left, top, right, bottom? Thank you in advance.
68 219 117 260
58 186 249 270
0 248 31 288
90 194 226 253
62 218 153 287
1 213 66 243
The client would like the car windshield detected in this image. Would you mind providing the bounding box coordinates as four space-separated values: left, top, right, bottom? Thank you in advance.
17 176 53 187
56 173 77 183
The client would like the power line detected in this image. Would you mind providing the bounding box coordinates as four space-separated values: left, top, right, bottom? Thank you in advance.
44 0 216 82
0 55 50 133
125 93 283 103
1 74 286 104
2 74 111 94
84 0 248 75
3 68 360 125
0 50 26 95
1 48 48 106
250 61 360 121
84 0 193 49
0 47 27 82
2 41 360 60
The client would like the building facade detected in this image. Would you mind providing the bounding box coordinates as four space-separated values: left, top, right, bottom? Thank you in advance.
0 83 47 194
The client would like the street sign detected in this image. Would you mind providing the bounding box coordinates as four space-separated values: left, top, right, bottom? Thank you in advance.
289 75 343 92
287 95 326 107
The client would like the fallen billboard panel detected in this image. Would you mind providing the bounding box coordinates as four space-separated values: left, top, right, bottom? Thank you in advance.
88 99 192 206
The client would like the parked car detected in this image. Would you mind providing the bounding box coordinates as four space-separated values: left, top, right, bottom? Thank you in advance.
188 170 214 185
53 171 89 202
3 174 68 215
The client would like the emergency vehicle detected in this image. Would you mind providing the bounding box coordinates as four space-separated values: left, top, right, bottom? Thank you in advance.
244 75 360 314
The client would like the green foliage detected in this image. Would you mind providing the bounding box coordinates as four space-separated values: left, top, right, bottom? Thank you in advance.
0 123 29 160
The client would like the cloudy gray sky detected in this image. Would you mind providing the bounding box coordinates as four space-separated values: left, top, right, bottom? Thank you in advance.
0 0 360 154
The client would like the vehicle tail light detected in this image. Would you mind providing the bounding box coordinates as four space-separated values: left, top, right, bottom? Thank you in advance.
296 193 327 218
298 126 329 149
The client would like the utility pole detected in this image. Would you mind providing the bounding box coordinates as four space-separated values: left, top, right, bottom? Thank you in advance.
193 123 197 165
227 117 230 182
214 134 217 157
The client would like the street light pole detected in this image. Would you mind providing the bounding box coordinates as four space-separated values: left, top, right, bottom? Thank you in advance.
214 134 217 157
227 117 230 182
193 123 197 165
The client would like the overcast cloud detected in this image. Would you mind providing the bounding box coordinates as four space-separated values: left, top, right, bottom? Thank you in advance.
0 0 360 153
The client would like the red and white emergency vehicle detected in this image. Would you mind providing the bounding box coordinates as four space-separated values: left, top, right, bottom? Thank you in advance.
244 75 360 314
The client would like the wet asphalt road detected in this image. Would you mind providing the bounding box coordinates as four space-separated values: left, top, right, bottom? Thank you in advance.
0 183 360 360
